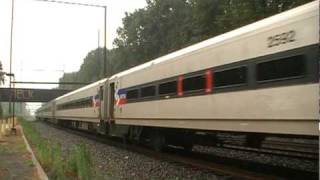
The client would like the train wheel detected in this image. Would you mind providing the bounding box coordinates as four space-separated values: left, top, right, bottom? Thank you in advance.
182 143 193 152
246 133 264 148
151 132 166 152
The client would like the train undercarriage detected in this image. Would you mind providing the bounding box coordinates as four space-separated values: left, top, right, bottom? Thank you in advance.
39 117 318 159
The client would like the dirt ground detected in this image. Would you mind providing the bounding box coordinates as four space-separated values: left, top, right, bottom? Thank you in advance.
0 126 40 180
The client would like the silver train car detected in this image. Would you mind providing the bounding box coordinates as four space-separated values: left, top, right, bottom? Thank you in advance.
36 1 319 150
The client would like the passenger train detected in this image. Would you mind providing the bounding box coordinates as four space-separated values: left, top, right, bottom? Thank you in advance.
36 1 319 151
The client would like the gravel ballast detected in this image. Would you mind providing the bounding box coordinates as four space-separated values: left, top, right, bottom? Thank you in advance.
33 121 318 179
33 122 221 179
193 145 318 172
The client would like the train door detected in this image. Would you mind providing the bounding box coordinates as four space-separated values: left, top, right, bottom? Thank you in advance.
98 86 104 120
102 82 108 120
52 101 56 123
98 83 108 135
109 82 115 120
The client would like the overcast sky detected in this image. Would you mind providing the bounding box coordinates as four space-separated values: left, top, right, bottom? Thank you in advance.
0 0 147 112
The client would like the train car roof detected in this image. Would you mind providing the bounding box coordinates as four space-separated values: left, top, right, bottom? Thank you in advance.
109 0 318 80
54 77 108 101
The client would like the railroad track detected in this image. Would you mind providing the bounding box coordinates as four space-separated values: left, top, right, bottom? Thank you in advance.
211 134 318 160
220 144 318 160
189 146 318 180
42 121 318 180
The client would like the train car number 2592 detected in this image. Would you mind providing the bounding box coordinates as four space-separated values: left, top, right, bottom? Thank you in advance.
267 30 296 48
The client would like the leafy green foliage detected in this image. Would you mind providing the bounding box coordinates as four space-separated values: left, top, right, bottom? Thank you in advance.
67 143 93 180
59 0 313 89
0 61 5 119
19 118 95 180
0 61 4 85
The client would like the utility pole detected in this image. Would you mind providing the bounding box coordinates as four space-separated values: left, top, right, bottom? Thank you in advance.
98 30 100 48
103 6 107 77
35 0 108 78
9 0 15 130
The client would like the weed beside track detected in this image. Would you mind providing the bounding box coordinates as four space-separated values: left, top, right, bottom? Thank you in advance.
19 118 96 180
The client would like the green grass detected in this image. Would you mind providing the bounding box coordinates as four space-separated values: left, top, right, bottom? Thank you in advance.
0 144 10 154
18 118 95 180
68 143 93 180
0 139 26 155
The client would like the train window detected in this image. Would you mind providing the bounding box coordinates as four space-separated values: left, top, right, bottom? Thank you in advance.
183 75 206 92
83 98 92 108
159 81 177 95
214 66 247 87
257 55 305 82
57 96 93 110
141 86 156 97
127 89 139 99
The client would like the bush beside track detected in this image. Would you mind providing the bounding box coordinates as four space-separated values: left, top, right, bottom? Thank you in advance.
18 117 96 180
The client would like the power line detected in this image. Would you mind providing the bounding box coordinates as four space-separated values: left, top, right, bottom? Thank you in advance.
34 0 105 8
11 81 89 85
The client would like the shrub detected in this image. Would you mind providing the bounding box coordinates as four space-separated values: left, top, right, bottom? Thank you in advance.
68 143 93 180
19 118 95 180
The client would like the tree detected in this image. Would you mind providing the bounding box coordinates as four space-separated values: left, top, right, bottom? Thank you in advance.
0 61 4 85
0 61 4 118
114 0 193 68
59 0 313 88
112 0 313 73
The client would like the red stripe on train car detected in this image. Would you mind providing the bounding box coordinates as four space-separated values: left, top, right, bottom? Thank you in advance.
178 75 183 96
206 69 213 93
